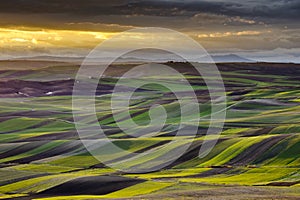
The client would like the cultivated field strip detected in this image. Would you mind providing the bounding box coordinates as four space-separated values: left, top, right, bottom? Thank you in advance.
0 62 299 199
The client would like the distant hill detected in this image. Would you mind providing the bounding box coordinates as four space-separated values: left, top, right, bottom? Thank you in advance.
211 54 254 63
13 53 254 64
15 56 85 63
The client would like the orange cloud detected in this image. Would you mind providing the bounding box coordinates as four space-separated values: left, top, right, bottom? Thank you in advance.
198 30 262 38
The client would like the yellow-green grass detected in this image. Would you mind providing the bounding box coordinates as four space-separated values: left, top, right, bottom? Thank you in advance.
126 168 210 179
225 110 300 124
0 140 66 163
0 174 78 194
34 181 174 200
198 135 272 167
108 139 193 170
0 117 44 132
0 168 115 194
270 125 300 134
34 195 107 200
0 168 41 183
0 63 299 198
17 120 75 134
103 181 174 198
9 164 81 173
180 167 298 186
0 194 28 199
0 134 23 143
17 131 70 140
47 154 102 168
173 138 240 169
221 128 253 135
47 139 168 168
263 135 300 167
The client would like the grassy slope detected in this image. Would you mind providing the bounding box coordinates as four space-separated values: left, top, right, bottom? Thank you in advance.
0 62 299 199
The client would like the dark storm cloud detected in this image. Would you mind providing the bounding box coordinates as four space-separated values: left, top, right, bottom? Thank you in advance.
0 0 299 19
129 0 300 21
0 0 299 59
0 0 299 32
0 0 129 15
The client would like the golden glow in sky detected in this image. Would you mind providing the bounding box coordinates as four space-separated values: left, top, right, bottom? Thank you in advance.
0 27 272 50
197 30 262 38
0 25 289 61
0 27 116 49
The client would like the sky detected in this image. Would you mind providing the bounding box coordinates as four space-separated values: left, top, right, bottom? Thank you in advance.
0 0 300 62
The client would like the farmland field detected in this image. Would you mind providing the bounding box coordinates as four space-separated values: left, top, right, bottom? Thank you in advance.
0 60 299 199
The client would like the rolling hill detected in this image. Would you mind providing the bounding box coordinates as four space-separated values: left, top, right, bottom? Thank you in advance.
0 61 299 199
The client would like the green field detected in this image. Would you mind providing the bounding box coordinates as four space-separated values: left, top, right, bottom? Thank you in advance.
0 61 299 199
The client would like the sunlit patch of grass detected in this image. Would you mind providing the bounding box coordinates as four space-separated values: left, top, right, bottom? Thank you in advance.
34 196 104 200
0 168 115 194
9 164 81 173
180 167 298 185
0 168 42 184
0 193 28 199
221 128 252 135
126 168 210 179
0 117 43 133
103 181 174 198
270 125 300 134
34 181 174 200
47 154 102 168
198 135 271 167
264 135 300 167
0 174 76 194
0 140 65 163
